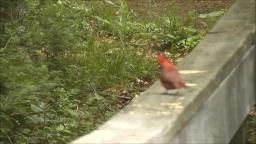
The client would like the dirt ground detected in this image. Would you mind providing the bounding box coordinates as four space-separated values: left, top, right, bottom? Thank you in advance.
127 0 234 30
127 0 233 17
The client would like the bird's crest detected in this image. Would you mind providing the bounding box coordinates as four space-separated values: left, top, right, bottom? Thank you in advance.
156 52 175 67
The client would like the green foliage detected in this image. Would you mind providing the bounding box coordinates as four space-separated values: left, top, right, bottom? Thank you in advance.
153 11 202 53
199 10 225 30
199 10 224 19
0 0 202 143
245 107 256 144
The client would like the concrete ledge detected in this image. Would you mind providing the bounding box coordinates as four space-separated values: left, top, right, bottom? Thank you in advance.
171 44 256 143
72 0 256 143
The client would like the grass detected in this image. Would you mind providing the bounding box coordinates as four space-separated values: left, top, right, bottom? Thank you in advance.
246 105 256 144
0 0 235 143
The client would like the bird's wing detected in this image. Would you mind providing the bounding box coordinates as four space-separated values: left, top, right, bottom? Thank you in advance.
161 69 181 83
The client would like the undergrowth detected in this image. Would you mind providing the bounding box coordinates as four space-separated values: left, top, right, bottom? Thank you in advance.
0 0 202 143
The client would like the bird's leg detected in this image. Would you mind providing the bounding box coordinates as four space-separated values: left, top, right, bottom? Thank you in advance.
162 90 169 95
162 89 180 96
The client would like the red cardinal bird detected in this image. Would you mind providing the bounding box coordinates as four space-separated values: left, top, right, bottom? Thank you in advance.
156 52 186 91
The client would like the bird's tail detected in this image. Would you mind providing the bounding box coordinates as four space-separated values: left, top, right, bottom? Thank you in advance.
179 81 187 88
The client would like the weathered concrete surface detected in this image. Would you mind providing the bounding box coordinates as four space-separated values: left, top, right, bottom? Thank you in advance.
72 0 256 143
170 45 256 143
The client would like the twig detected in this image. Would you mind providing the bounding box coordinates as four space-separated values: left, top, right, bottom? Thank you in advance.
105 106 113 111
97 91 112 97
4 38 11 49
117 95 132 100
7 136 14 144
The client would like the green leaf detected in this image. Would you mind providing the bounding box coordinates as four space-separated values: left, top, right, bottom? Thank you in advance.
199 10 224 19
57 124 64 131
30 104 43 112
27 115 44 123
104 0 116 6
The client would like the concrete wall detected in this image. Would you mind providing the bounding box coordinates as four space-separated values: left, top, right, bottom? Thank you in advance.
72 0 256 143
171 44 256 143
